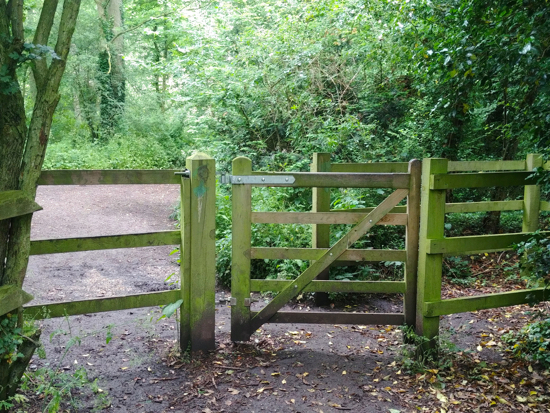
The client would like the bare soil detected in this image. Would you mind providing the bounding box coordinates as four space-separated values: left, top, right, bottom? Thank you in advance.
19 185 550 412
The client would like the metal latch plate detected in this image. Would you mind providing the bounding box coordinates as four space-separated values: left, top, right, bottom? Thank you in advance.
220 174 295 185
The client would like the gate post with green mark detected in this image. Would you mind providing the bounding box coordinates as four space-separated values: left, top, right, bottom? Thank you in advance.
180 153 216 354
417 158 447 351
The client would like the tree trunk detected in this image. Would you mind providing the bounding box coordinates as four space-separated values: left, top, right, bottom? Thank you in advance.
0 0 81 406
96 0 125 137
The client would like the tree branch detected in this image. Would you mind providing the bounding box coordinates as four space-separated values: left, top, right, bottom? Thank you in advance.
32 0 59 90
110 11 175 43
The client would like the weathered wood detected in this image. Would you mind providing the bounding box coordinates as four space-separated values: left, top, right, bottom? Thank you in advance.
231 157 253 341
23 289 180 319
541 201 550 211
448 160 525 172
431 171 537 190
404 159 421 331
252 212 407 225
331 163 409 173
427 232 550 255
0 190 42 221
0 285 34 316
38 169 180 185
331 206 407 214
544 161 550 171
184 153 216 353
424 288 549 317
417 159 447 346
250 189 409 332
311 153 331 306
179 175 192 352
250 279 406 294
251 248 407 262
523 154 543 232
30 231 180 255
250 311 404 325
445 200 523 213
248 172 410 188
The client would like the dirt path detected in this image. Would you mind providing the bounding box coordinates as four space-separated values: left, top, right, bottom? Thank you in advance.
20 185 549 412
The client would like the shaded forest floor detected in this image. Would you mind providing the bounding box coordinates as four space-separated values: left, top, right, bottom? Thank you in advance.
15 185 550 412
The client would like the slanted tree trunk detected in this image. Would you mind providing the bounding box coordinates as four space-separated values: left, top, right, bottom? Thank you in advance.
0 0 81 405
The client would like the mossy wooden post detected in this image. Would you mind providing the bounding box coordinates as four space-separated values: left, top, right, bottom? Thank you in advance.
311 153 331 306
417 159 448 351
231 157 253 341
404 159 421 334
180 153 216 354
522 154 543 233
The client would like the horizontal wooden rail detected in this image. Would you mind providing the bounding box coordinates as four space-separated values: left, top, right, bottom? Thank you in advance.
0 285 34 316
251 212 407 225
448 160 525 172
0 190 42 220
431 171 536 190
331 205 407 214
541 201 550 211
250 279 405 293
251 247 407 262
331 163 409 173
249 172 410 188
544 161 550 171
427 231 550 255
424 288 549 317
445 200 524 213
24 289 181 319
30 231 180 255
38 170 181 185
250 310 404 325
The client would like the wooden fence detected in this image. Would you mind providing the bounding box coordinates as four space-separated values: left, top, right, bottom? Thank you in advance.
0 153 217 354
417 154 550 345
1 152 549 354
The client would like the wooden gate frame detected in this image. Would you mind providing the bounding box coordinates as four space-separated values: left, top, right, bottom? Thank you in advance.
230 156 421 341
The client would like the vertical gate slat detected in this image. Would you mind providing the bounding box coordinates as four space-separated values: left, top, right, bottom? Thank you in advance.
312 153 331 306
404 159 421 332
231 157 253 341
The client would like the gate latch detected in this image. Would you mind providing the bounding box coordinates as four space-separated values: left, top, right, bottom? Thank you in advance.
220 174 295 185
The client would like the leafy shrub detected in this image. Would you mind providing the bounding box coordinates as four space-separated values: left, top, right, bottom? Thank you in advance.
515 231 550 287
503 318 550 367
443 256 473 285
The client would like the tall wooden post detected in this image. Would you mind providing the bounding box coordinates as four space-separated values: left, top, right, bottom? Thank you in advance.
231 157 253 341
311 153 332 306
180 153 216 354
522 154 543 233
404 159 421 333
416 159 448 351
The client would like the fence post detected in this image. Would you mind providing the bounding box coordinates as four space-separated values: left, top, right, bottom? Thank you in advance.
404 159 421 334
180 153 216 354
523 153 543 233
231 157 253 341
311 153 332 306
416 158 448 351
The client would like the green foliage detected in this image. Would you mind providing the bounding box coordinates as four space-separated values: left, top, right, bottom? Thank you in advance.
515 231 550 287
443 256 473 285
503 318 550 367
0 313 23 365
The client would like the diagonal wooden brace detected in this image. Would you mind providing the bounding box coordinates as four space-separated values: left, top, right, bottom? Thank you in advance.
250 188 409 331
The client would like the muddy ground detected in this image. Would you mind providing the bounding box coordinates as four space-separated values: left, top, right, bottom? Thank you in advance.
17 184 550 412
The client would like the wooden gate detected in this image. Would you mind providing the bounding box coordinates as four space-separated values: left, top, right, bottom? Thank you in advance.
229 155 421 341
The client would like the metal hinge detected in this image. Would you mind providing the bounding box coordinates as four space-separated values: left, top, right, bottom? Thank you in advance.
220 174 295 185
